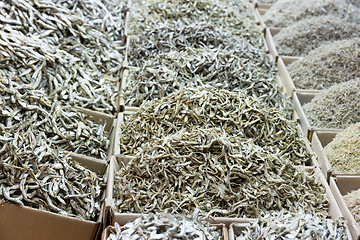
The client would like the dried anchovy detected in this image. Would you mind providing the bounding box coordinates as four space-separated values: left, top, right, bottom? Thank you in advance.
346 0 360 7
303 78 360 129
235 210 348 239
343 188 360 225
274 15 360 57
324 122 360 173
263 0 360 28
0 133 105 221
120 87 308 165
0 77 110 159
115 128 328 218
107 212 222 240
288 38 360 90
128 20 263 67
0 0 126 114
124 47 290 112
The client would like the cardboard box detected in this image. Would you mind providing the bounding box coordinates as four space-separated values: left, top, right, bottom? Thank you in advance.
330 176 360 240
264 28 279 59
0 155 109 240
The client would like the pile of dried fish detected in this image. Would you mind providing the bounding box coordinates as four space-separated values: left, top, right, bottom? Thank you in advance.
107 212 222 240
263 0 360 28
120 87 308 164
0 0 126 114
124 47 289 111
0 77 110 159
0 133 105 221
115 128 328 218
274 15 360 56
303 79 360 129
344 188 360 225
288 38 360 89
235 211 348 239
324 122 360 173
346 0 360 7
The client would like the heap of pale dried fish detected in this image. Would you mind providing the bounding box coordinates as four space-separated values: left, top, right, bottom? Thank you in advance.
303 79 360 129
107 212 222 240
0 132 105 221
0 77 110 159
120 87 308 164
124 47 290 112
288 38 360 89
263 0 360 28
346 0 360 7
0 0 126 114
115 128 328 218
324 122 360 173
234 210 348 239
274 15 360 56
344 188 360 225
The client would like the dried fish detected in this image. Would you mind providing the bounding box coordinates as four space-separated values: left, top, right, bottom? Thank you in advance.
263 0 360 28
235 210 348 239
0 132 105 221
0 77 110 159
107 212 222 240
120 87 308 165
303 78 360 129
115 128 328 218
324 122 360 173
274 15 360 56
288 38 360 90
343 188 360 225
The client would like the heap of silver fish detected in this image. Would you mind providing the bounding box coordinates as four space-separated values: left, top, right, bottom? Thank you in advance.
0 77 110 159
115 128 328 218
235 210 348 239
107 212 222 240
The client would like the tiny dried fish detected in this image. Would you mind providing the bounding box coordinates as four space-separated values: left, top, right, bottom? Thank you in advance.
344 188 360 225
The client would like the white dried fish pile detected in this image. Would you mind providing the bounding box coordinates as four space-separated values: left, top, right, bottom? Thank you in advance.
0 77 110 159
0 0 127 114
115 128 328 218
288 38 360 90
303 79 360 129
263 0 360 28
235 211 348 239
107 213 222 240
120 87 311 165
274 15 360 56
0 132 105 221
344 188 360 225
324 122 360 173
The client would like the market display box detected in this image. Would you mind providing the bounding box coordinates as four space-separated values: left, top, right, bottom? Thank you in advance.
0 155 110 240
330 176 360 240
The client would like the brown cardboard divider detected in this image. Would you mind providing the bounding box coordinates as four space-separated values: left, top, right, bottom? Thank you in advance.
330 176 360 240
281 55 301 66
255 3 272 9
276 56 295 95
254 7 266 28
264 28 278 59
0 155 109 240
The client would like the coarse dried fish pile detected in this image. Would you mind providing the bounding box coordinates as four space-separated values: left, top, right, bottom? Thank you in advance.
274 15 360 56
0 0 127 114
0 77 110 159
263 0 360 28
120 88 308 164
303 79 360 129
344 188 360 225
288 38 360 90
107 212 222 240
114 128 328 218
324 122 360 173
0 132 105 221
235 211 348 239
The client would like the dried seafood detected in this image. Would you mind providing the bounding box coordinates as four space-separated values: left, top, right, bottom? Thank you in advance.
344 188 360 225
303 78 360 129
288 38 360 90
115 128 328 218
274 15 360 56
324 123 360 173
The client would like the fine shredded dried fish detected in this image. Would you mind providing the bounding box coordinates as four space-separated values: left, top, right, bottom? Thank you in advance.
324 122 360 173
274 15 360 56
115 128 328 218
303 78 360 129
235 210 348 239
344 188 360 225
288 38 360 90
107 212 222 240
